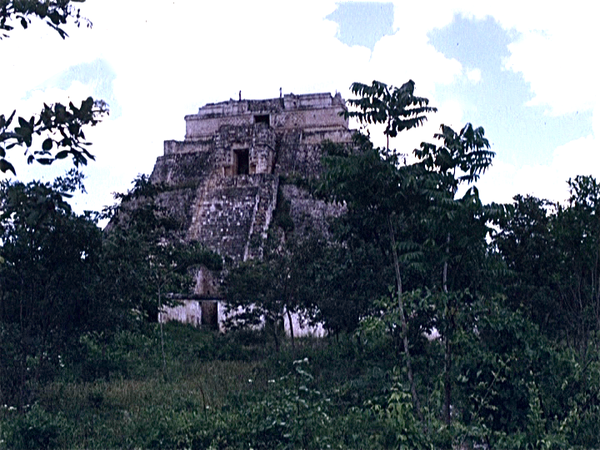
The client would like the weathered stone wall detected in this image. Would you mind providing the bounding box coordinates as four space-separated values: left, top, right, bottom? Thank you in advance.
149 91 353 264
280 184 345 237
159 301 202 327
185 174 279 262
151 148 214 185
159 300 325 337
147 90 358 332
214 124 276 176
184 92 348 140
274 129 354 178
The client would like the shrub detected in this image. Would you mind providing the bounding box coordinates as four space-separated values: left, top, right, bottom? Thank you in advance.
0 404 67 450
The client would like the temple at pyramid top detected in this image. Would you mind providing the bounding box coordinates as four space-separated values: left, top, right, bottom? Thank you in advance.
183 92 349 140
150 91 353 266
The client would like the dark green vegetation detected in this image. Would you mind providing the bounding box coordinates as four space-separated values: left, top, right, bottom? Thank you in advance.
3 5 600 448
221 80 600 449
2 89 600 450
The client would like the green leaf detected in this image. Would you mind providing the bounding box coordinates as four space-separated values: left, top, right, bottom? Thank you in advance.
55 150 69 159
0 158 16 175
48 11 61 25
5 110 16 127
42 138 53 151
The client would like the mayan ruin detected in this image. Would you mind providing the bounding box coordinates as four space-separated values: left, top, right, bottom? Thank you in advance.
150 92 353 327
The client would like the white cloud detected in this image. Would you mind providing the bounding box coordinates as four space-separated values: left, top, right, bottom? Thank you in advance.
466 68 481 83
5 0 598 213
393 1 600 206
395 1 600 118
478 133 600 206
472 1 600 117
478 1 600 205
505 28 599 116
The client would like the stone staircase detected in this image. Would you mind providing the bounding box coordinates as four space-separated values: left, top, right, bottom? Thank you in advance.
187 174 279 261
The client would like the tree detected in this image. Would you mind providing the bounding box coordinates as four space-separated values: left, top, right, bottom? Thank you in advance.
344 79 437 150
320 119 433 420
495 177 600 354
414 123 497 425
329 81 501 426
494 195 560 331
102 176 223 375
0 98 109 174
552 176 600 352
0 171 104 406
0 0 107 175
223 230 321 351
1 0 91 39
415 123 494 197
309 238 390 336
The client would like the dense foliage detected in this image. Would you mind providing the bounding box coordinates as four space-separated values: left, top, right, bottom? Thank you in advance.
220 80 600 448
2 9 600 444
0 174 221 408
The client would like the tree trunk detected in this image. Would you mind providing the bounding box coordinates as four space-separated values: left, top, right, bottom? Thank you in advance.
286 308 295 349
388 216 423 421
273 326 280 352
158 286 167 376
444 326 452 425
386 116 391 151
443 233 452 425
269 316 281 352
19 276 26 410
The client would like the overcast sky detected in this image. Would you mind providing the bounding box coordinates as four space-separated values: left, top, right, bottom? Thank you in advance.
3 1 599 213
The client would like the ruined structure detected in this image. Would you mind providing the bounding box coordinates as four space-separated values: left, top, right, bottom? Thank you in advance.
151 92 353 330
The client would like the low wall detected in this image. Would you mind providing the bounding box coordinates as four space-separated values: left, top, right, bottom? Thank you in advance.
159 300 326 337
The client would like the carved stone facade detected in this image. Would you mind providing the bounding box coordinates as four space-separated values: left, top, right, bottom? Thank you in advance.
151 92 352 331
150 92 352 266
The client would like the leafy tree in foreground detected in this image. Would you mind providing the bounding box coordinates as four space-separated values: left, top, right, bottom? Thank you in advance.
329 80 510 432
414 122 498 424
324 92 436 418
552 175 600 352
224 229 323 351
0 98 109 174
494 195 560 331
0 0 107 175
497 177 600 354
97 176 223 377
0 171 103 406
309 237 390 336
0 0 91 39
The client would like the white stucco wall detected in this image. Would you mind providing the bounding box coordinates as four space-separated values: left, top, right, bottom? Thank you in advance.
159 300 326 337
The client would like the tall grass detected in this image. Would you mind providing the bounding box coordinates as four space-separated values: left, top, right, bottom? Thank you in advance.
0 324 396 449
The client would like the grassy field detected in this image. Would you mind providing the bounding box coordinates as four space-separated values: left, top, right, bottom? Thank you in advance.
3 320 597 449
0 323 403 449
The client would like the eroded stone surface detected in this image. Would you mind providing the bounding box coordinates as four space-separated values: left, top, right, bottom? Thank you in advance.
154 92 353 330
150 91 352 271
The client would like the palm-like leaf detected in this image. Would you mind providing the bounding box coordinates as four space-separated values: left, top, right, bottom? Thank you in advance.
345 80 437 149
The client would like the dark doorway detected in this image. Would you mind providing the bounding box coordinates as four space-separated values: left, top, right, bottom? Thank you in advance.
254 114 270 126
234 149 249 175
201 301 218 330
